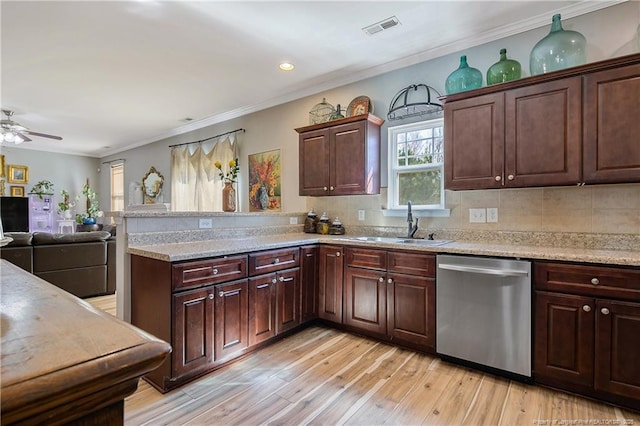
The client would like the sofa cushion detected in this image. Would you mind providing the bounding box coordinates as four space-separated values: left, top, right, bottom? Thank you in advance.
0 246 33 272
36 266 107 299
33 241 107 272
32 231 111 245
4 232 33 246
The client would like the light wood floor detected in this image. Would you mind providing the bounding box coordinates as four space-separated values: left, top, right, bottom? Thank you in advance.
87 295 640 426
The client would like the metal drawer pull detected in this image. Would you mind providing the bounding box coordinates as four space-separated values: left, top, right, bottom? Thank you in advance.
378 277 384 282
256 283 270 289
273 258 280 264
438 263 529 277
601 307 610 315
219 289 241 297
208 294 214 300
582 305 591 312
591 277 599 285
387 278 393 284
212 268 219 275
272 278 277 284
279 276 294 282
336 252 341 257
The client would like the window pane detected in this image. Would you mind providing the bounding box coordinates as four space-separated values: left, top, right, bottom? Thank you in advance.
398 170 442 206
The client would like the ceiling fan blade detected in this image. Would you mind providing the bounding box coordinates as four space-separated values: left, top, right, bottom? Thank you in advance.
23 130 63 140
18 133 32 142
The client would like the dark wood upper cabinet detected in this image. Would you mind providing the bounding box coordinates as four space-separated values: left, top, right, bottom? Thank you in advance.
583 62 640 183
296 114 383 196
444 53 640 190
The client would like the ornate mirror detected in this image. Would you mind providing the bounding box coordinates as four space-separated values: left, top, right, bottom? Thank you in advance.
142 166 164 203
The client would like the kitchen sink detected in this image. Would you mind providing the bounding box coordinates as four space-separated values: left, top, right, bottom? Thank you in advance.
341 236 453 246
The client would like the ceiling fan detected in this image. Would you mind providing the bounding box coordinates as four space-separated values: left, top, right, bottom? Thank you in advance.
1 109 63 144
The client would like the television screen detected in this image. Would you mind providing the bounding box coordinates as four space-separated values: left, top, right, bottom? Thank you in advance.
1 196 29 232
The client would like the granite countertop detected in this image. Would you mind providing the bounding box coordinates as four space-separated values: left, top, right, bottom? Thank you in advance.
127 233 640 266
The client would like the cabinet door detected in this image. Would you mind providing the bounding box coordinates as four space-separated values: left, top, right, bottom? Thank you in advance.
387 272 435 352
534 291 594 388
344 267 387 335
248 274 276 346
276 268 301 334
331 120 379 195
214 279 248 361
300 246 318 323
444 92 504 190
595 299 640 400
299 128 330 196
583 63 640 184
318 245 343 323
505 77 582 187
172 287 214 377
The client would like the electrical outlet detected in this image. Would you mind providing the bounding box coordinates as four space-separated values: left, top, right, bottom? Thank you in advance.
469 208 486 223
358 210 365 221
487 208 498 223
199 218 213 229
289 217 298 225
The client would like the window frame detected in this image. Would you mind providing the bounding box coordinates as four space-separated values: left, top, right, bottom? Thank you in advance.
110 163 124 213
385 118 448 216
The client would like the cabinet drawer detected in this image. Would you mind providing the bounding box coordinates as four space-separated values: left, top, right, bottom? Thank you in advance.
172 255 248 291
346 247 386 270
534 261 640 301
388 251 435 277
249 248 300 276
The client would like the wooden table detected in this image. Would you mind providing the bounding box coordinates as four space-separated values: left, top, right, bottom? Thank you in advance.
0 260 171 425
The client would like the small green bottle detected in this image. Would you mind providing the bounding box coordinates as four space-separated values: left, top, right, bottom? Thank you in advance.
445 55 483 95
487 48 522 85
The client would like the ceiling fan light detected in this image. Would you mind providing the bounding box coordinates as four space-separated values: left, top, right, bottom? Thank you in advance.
14 133 24 144
4 132 15 142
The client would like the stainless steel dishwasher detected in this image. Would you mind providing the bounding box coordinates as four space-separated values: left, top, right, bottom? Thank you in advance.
436 254 532 379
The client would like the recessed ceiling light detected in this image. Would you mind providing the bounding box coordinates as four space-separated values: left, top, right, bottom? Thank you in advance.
279 62 295 71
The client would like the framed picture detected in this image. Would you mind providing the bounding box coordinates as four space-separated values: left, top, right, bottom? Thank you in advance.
7 165 28 184
248 149 281 212
10 186 24 197
0 154 5 178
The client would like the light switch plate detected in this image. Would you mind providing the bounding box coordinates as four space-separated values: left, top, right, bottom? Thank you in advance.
199 218 213 228
487 208 498 223
358 210 365 221
469 208 486 223
289 217 298 225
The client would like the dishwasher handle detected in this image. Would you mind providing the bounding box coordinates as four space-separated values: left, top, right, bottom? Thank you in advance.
438 263 529 277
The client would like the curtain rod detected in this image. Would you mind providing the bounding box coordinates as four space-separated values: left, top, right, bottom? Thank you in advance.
101 158 126 165
168 128 245 149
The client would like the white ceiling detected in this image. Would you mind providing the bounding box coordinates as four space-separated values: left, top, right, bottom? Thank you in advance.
1 1 620 158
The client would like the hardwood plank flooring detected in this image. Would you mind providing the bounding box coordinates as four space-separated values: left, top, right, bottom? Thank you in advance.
86 295 640 425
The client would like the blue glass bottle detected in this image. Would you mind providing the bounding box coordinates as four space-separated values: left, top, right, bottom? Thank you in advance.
445 55 483 95
530 14 587 75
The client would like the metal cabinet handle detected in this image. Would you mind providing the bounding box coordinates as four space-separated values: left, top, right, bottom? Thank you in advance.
272 278 277 284
378 277 384 282
212 267 218 275
495 176 501 182
273 258 280 264
601 307 610 315
387 278 393 284
591 277 599 285
582 305 591 312
330 186 335 191
507 174 514 181
219 289 240 297
279 276 294 282
208 294 214 300
323 186 328 191
336 252 341 257
256 283 270 289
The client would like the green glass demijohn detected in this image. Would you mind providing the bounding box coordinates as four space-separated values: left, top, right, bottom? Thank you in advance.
445 55 483 94
487 48 522 85
529 14 587 75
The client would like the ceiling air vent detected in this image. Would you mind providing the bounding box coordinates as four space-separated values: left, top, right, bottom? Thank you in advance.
363 16 400 36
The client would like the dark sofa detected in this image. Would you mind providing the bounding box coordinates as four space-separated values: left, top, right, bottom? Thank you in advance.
1 231 116 298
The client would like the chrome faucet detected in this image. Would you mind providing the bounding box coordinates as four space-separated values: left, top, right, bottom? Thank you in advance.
407 201 419 238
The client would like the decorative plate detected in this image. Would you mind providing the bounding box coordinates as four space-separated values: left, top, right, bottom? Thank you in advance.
346 96 373 117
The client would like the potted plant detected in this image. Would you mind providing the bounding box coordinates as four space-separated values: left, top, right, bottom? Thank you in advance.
57 189 75 219
75 183 103 225
30 180 54 199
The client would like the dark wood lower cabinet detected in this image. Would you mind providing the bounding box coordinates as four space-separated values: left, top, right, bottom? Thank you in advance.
276 268 300 334
214 279 248 361
344 267 386 335
318 245 343 323
249 275 277 346
300 246 318 322
387 272 435 352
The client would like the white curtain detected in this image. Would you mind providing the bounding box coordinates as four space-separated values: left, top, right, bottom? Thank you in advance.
171 135 239 211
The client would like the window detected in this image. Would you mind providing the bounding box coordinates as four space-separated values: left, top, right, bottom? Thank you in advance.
387 118 445 212
110 163 124 212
